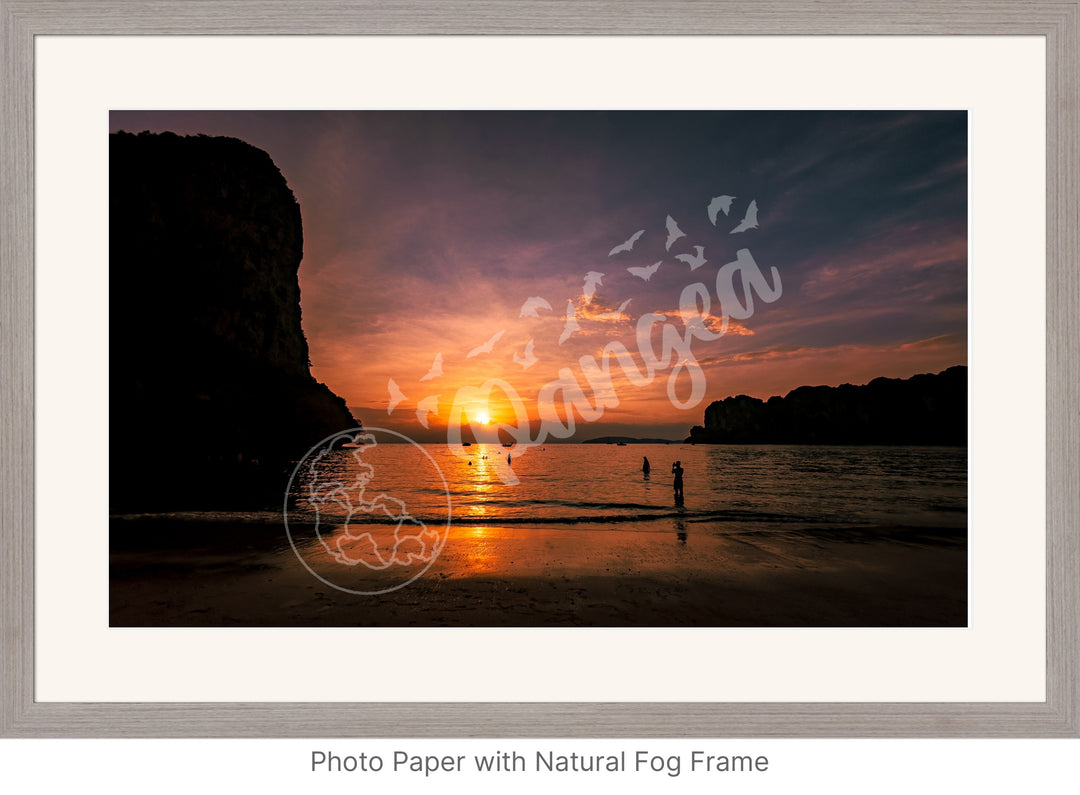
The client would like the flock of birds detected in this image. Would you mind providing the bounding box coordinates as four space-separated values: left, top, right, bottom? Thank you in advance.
619 195 757 282
386 195 760 428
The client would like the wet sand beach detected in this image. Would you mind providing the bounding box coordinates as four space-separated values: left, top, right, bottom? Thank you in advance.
110 516 966 627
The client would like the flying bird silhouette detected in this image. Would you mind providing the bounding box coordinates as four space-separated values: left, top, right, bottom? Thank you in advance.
419 352 443 382
582 271 604 302
608 229 645 256
415 394 440 429
707 195 736 225
627 261 662 281
730 199 759 234
520 296 553 317
513 338 539 369
675 245 707 271
559 301 580 345
466 329 506 358
665 215 686 251
593 298 632 321
386 378 407 414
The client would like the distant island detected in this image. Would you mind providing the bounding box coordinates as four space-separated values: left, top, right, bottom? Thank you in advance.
687 366 966 445
582 436 678 445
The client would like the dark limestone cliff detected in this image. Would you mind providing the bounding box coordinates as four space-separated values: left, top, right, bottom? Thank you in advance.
110 131 356 511
687 366 967 446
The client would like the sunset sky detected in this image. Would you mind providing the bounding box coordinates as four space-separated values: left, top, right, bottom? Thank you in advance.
110 111 967 442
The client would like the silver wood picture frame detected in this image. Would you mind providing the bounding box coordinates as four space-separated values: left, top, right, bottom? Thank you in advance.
2 0 1077 737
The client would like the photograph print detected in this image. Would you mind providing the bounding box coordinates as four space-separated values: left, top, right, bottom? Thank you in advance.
109 110 968 627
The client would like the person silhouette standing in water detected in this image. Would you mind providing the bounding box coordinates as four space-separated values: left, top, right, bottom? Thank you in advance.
671 460 684 501
642 456 651 479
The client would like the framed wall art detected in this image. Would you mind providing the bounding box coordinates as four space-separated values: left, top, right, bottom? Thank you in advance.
1 0 1077 738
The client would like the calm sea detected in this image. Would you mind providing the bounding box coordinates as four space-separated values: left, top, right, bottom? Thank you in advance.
283 442 967 533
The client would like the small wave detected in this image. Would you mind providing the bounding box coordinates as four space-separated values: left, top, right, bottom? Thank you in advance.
111 510 283 523
291 507 823 528
447 496 670 512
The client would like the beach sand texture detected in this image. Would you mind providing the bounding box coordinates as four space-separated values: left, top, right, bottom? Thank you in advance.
110 517 965 627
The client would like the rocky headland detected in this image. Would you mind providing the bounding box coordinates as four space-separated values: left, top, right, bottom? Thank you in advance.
687 366 967 445
110 131 356 510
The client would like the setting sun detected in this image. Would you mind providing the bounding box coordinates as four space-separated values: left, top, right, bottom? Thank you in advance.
475 411 491 425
